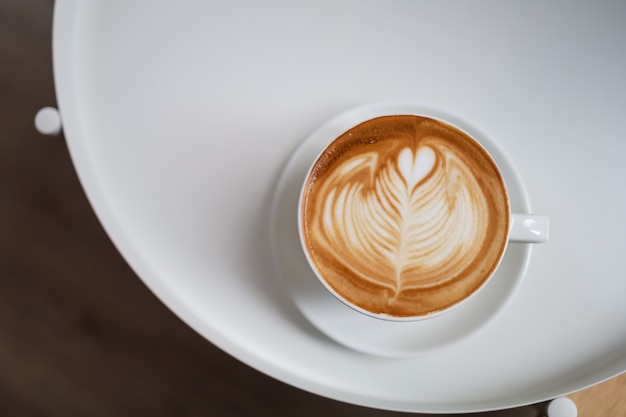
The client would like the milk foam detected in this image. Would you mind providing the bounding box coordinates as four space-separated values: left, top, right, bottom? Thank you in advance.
301 115 509 317
318 143 488 294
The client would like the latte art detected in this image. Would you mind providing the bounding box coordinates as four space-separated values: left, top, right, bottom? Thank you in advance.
321 143 489 290
301 116 510 317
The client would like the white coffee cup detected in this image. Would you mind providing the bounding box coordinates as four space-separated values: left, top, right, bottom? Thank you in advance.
298 103 549 321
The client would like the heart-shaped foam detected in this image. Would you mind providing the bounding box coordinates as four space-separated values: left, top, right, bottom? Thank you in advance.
398 146 436 189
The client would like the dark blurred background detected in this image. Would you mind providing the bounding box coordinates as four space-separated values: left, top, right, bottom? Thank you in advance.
0 1 622 416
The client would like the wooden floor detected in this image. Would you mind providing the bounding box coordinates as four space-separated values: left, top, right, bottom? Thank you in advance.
1 1 623 415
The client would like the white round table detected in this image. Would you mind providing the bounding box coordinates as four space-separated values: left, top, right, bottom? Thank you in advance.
53 1 626 413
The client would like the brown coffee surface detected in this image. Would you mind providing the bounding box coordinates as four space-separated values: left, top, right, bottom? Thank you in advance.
300 115 510 318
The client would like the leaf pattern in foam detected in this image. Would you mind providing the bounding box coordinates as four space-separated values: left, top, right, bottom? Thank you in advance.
318 142 489 296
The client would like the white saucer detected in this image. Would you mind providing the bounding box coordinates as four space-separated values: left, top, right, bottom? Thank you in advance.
270 102 532 357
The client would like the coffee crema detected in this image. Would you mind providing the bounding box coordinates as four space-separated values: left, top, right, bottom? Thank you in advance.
300 115 510 318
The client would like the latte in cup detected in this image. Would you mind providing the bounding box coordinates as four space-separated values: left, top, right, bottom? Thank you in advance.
298 115 510 319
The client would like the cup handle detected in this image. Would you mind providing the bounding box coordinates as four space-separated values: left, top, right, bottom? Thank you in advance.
509 214 550 243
